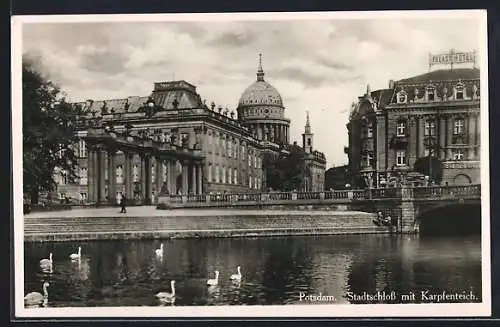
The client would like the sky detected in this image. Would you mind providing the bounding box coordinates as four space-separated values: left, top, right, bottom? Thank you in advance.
21 13 484 167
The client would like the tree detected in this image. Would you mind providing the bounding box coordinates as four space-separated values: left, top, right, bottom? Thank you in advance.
263 144 309 191
23 59 82 204
413 156 444 184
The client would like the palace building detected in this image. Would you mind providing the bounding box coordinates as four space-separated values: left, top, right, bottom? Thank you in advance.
346 50 480 188
54 55 326 204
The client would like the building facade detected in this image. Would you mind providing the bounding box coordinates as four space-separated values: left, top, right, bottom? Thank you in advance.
346 65 480 188
54 55 326 204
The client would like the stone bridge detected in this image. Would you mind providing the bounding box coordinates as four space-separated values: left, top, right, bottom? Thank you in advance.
158 184 481 234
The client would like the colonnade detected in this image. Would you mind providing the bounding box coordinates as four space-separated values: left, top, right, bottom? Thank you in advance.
86 144 204 205
249 122 289 144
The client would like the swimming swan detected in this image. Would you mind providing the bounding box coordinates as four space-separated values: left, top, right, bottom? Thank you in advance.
230 266 242 281
207 271 219 286
156 280 175 302
24 281 49 307
40 253 53 270
70 247 81 260
155 243 164 257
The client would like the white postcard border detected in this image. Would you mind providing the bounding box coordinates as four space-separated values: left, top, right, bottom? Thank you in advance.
11 9 491 318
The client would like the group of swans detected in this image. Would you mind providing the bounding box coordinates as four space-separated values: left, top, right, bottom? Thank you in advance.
207 266 242 286
25 246 83 307
155 266 243 304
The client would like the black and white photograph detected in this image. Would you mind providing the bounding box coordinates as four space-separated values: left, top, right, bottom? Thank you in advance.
12 10 490 318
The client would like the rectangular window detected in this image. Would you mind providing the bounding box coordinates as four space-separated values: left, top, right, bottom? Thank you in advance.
228 140 232 158
79 167 88 185
248 154 252 167
116 165 123 184
162 162 167 182
254 155 257 168
242 145 246 160
396 150 406 166
221 166 226 184
227 167 232 184
454 119 465 134
78 139 87 158
396 121 406 137
453 148 465 160
367 125 373 138
215 165 220 183
424 121 436 136
249 175 253 188
362 153 374 167
133 164 139 182
234 169 238 184
456 87 464 100
208 163 213 182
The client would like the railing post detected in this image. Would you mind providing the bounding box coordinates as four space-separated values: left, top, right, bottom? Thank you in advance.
291 192 297 201
319 191 325 201
205 194 210 204
347 190 354 200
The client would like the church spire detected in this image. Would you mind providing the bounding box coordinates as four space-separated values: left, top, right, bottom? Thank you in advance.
305 111 311 134
366 84 372 97
257 53 265 81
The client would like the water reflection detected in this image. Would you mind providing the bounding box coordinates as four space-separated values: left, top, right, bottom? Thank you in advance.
23 234 482 307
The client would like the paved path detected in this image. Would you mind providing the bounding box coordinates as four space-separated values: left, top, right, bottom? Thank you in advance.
25 206 372 219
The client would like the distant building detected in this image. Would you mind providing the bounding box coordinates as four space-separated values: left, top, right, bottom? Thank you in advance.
53 55 326 204
346 50 480 188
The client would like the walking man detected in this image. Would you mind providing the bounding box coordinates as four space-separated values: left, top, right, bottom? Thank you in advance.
120 193 127 213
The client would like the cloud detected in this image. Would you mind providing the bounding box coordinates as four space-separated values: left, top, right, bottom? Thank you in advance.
21 14 483 166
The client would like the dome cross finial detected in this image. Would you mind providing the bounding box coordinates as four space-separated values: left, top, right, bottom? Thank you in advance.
257 53 265 81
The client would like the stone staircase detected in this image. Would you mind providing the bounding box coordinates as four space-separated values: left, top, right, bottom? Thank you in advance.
24 211 390 242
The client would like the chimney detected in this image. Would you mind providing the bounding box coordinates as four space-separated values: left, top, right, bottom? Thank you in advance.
388 80 395 89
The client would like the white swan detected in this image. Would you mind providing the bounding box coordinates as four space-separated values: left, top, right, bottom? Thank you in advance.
24 281 49 307
40 253 53 270
230 266 242 281
70 246 81 260
156 280 175 302
207 270 219 286
155 243 164 257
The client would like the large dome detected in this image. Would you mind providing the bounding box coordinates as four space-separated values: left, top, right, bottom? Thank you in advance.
238 80 283 107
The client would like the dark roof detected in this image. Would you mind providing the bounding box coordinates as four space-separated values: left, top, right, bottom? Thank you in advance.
397 68 480 84
371 89 394 108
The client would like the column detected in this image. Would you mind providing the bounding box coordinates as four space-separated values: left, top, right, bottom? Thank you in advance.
145 155 152 204
446 116 453 160
87 147 96 202
123 152 130 198
165 159 172 194
190 163 196 194
170 160 177 194
128 153 134 199
140 154 147 202
468 115 476 160
182 161 189 194
97 148 106 203
197 164 203 195
108 150 116 204
156 157 163 195
474 114 480 159
439 116 446 160
408 118 417 167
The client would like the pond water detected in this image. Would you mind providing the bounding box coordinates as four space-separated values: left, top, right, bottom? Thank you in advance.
23 234 482 307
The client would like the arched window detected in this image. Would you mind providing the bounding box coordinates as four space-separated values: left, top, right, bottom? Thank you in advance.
116 165 123 184
455 83 465 100
426 85 436 102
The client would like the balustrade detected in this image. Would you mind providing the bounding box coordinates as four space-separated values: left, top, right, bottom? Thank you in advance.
158 184 480 206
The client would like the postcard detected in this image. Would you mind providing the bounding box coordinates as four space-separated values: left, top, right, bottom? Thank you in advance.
11 9 490 318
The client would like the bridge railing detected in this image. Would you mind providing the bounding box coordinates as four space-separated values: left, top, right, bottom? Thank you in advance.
158 184 481 206
413 184 481 199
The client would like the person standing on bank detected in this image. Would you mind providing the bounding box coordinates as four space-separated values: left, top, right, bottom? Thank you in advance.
120 193 127 213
